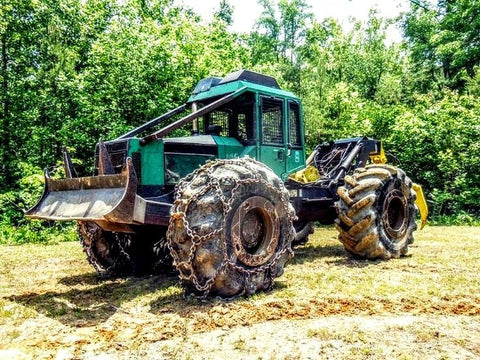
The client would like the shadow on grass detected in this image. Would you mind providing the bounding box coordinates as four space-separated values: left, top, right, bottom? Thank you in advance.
290 241 393 269
5 238 402 327
291 243 346 264
6 271 188 328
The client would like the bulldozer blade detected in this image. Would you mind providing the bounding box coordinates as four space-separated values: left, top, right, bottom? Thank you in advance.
25 158 138 223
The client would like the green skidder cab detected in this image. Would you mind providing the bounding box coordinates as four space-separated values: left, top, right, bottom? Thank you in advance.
27 70 428 298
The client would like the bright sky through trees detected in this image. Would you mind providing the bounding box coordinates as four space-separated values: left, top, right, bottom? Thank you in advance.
178 0 410 42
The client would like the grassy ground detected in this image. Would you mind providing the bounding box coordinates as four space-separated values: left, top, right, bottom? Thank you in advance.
0 226 479 359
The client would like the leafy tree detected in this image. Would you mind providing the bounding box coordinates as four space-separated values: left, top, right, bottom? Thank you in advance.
249 0 281 64
297 13 406 149
1 0 36 186
386 91 480 218
403 0 480 91
0 0 113 180
214 0 234 25
2 0 480 243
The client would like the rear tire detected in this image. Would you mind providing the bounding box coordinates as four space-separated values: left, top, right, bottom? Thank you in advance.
167 158 295 298
335 164 418 259
78 222 134 276
78 222 172 276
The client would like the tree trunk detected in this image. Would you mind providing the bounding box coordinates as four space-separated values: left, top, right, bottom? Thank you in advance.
1 35 11 186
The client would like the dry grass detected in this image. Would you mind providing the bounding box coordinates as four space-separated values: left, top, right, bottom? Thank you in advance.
0 226 479 359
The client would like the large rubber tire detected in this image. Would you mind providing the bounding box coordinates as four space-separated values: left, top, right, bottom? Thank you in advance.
78 222 172 276
335 164 418 259
167 158 296 298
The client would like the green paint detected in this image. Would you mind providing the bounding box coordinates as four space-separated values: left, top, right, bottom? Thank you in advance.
213 136 244 159
164 153 214 185
188 81 299 104
127 138 164 185
260 145 287 179
125 77 307 186
240 145 257 159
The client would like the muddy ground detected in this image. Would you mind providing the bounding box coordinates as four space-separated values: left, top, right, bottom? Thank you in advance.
0 226 479 359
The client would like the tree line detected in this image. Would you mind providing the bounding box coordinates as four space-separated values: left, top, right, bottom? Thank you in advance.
1 0 479 243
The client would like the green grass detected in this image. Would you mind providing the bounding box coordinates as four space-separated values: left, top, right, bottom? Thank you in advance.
280 225 480 308
0 226 479 359
0 221 77 245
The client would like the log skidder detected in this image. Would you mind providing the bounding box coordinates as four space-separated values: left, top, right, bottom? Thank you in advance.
335 164 418 259
167 158 296 298
26 69 428 298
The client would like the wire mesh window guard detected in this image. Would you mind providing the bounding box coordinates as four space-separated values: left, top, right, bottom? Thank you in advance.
201 93 255 143
206 110 229 136
261 97 284 145
288 101 301 147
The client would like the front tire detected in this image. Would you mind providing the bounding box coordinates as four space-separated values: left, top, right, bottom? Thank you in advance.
78 222 173 276
167 158 295 298
335 164 418 259
78 221 135 276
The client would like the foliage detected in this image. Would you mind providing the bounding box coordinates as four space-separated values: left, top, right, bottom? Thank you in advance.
1 0 479 244
385 91 480 218
402 0 480 91
0 162 77 244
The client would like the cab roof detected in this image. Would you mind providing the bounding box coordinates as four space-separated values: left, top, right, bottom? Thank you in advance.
187 69 299 103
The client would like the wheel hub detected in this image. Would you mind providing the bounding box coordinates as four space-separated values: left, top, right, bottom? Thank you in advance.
382 189 408 239
231 196 280 267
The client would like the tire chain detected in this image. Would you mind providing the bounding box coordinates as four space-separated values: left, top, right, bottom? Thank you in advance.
167 158 295 299
78 221 133 277
79 222 173 276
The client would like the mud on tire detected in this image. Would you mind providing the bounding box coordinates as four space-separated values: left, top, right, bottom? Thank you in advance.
78 222 172 276
335 164 418 259
167 158 296 298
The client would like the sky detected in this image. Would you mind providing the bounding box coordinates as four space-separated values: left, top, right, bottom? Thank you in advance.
177 0 411 43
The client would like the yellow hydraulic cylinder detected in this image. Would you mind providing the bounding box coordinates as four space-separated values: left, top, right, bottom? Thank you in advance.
412 183 428 229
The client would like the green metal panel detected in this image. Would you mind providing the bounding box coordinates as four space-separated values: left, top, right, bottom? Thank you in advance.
240 145 257 159
286 149 305 175
260 145 287 179
127 138 164 186
213 136 245 159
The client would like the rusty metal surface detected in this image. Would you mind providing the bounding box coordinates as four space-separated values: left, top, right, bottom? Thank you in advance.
27 187 127 220
62 147 77 179
231 196 280 267
26 158 137 223
98 140 115 175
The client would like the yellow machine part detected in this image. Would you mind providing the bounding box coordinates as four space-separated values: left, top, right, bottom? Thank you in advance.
288 165 320 183
412 183 428 229
370 145 388 164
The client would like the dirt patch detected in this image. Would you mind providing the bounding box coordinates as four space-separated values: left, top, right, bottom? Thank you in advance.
1 226 479 359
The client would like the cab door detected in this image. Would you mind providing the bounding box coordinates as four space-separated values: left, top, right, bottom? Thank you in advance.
286 100 306 174
258 96 287 178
